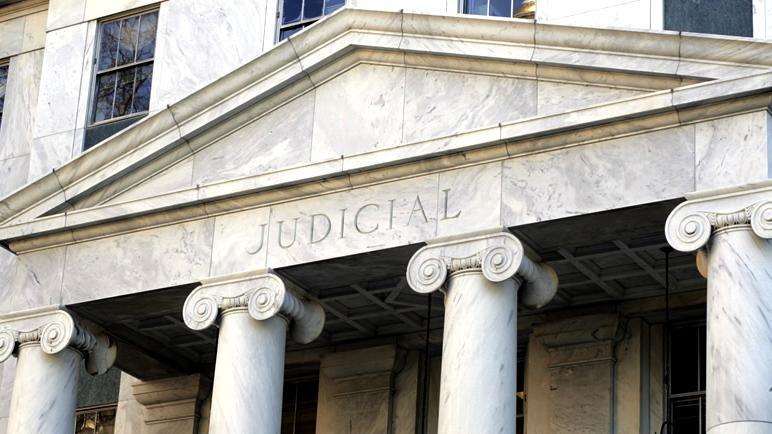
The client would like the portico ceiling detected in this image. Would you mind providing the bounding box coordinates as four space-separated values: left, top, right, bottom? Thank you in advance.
69 199 704 380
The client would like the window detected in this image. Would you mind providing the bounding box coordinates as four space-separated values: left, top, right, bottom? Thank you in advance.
278 0 345 41
462 0 530 18
86 8 158 150
664 0 753 37
0 63 8 128
75 405 117 434
281 375 318 434
516 352 525 432
668 324 707 434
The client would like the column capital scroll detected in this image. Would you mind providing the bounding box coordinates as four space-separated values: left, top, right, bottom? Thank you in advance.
406 232 559 309
183 271 325 344
0 306 116 374
666 183 772 252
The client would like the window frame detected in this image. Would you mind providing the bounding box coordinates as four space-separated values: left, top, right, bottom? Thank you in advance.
667 322 706 434
275 0 346 42
74 403 118 434
459 0 524 17
0 60 9 130
87 5 160 129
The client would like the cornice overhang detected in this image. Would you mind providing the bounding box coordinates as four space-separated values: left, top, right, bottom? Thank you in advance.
1 8 772 253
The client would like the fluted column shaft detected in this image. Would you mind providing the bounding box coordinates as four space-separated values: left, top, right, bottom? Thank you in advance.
440 269 519 434
666 185 772 433
209 310 287 434
7 345 82 434
183 271 325 434
407 232 558 434
705 227 772 433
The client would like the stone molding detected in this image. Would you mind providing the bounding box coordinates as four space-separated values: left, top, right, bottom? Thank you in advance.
406 232 558 308
0 306 116 374
535 313 627 368
666 182 772 253
183 271 325 344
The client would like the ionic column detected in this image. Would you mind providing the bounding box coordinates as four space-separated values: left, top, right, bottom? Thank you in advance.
666 183 772 434
406 232 558 434
183 271 325 434
0 306 116 434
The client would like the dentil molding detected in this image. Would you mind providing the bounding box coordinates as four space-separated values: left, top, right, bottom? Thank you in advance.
183 271 325 344
666 182 772 252
0 306 116 374
406 232 558 309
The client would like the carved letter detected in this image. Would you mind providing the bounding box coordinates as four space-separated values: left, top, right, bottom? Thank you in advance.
339 209 347 239
310 214 332 244
441 189 462 220
407 195 429 226
388 199 395 230
246 223 268 255
277 218 300 249
355 203 380 234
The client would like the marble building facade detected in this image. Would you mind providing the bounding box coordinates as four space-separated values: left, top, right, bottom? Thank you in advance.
0 0 771 433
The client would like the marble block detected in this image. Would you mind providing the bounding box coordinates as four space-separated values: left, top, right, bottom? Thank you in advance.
150 0 267 111
61 218 215 305
0 18 24 60
190 91 315 185
503 125 695 226
403 68 536 144
0 49 44 161
32 23 89 138
310 63 405 160
536 81 644 116
695 111 771 191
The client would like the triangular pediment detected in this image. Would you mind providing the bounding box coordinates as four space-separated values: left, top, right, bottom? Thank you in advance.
1 8 772 247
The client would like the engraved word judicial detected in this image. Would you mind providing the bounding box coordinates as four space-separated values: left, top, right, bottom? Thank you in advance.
246 189 463 253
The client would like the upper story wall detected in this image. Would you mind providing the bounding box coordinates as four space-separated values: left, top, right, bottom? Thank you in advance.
536 0 771 38
0 1 46 198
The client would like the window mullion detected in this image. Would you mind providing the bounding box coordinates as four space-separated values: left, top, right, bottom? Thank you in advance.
134 14 142 64
129 66 138 114
109 69 119 119
114 19 123 69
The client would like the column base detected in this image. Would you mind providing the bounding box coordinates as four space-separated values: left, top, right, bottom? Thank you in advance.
708 421 772 434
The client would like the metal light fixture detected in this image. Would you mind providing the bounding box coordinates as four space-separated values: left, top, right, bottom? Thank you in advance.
514 0 536 19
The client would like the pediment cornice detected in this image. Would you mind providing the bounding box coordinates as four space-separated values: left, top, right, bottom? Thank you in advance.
1 8 772 252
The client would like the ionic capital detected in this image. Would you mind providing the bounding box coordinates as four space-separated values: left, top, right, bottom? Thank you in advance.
0 306 116 375
406 232 559 309
183 271 325 344
666 183 772 252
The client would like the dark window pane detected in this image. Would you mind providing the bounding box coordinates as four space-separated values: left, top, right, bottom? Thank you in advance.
112 67 137 118
0 64 7 115
464 0 488 15
283 0 302 24
281 380 318 434
672 398 703 434
280 25 305 40
117 15 140 66
84 115 144 150
304 0 323 20
137 11 158 61
698 325 706 391
93 72 117 122
671 327 700 394
664 0 753 37
490 0 510 17
324 0 345 15
98 20 121 71
132 64 153 113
